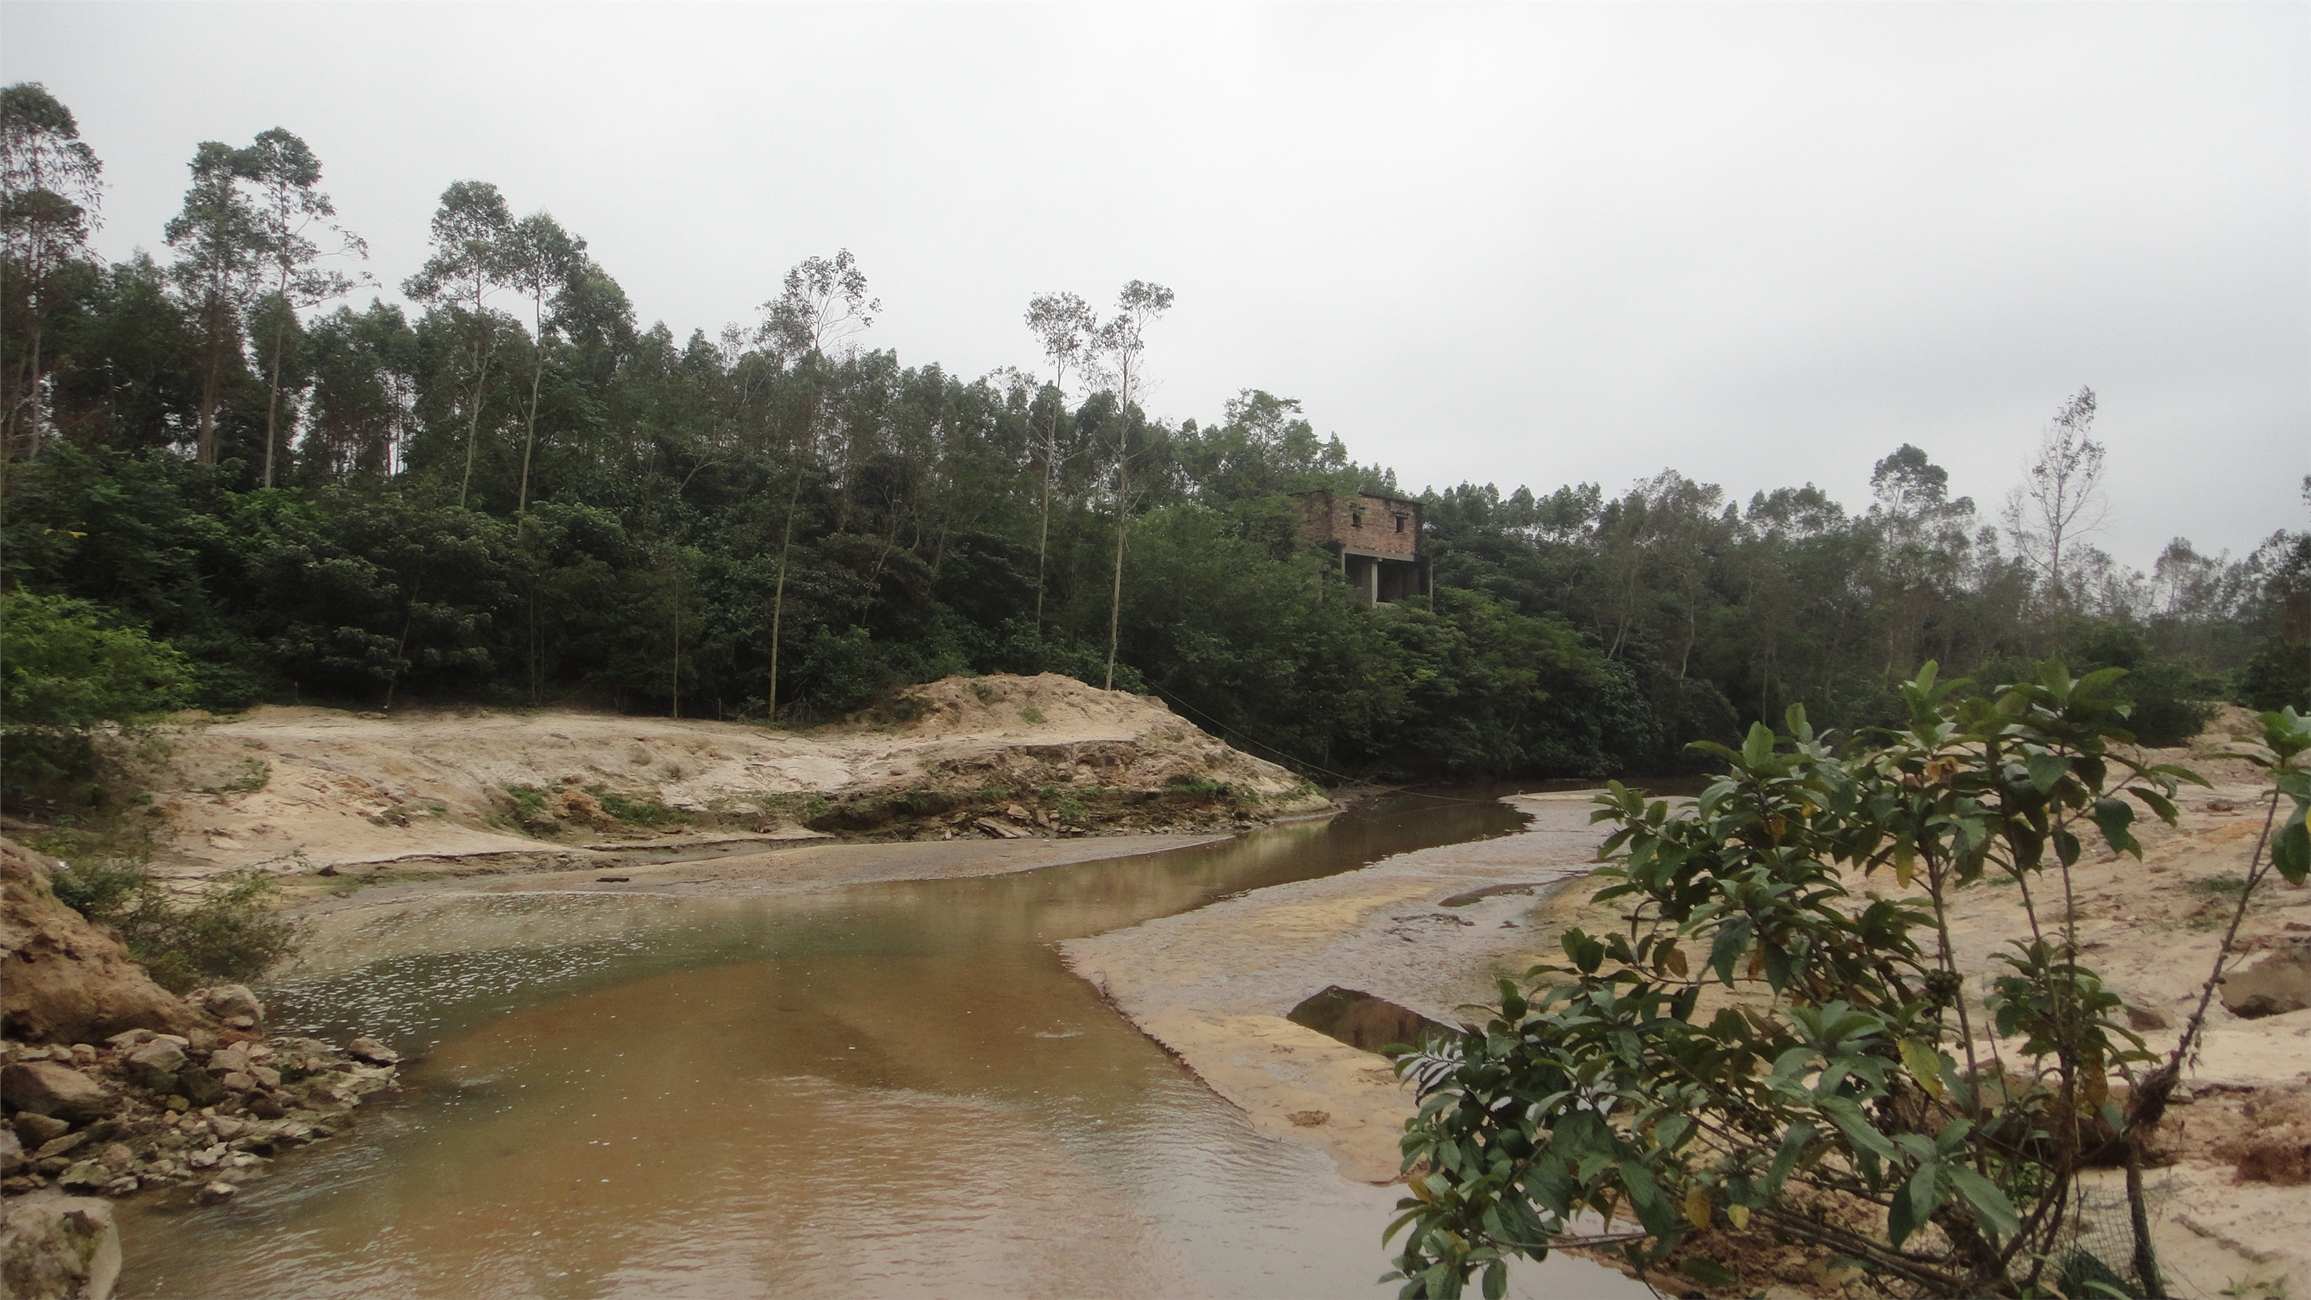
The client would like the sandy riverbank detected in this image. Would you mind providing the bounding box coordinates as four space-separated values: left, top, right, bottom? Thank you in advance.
117 673 1327 887
1063 792 1605 1183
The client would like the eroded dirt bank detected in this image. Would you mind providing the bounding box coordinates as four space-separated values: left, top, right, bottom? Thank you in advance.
124 673 1328 889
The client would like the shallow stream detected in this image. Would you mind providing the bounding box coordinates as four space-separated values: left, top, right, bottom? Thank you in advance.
117 792 1637 1298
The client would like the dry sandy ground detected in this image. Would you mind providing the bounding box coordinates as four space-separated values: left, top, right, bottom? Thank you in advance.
1067 734 2311 1300
122 674 1322 885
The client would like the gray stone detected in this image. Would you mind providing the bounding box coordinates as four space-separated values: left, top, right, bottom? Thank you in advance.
345 1038 398 1066
197 1180 235 1205
177 1067 226 1108
0 1197 121 1300
122 1039 187 1092
0 1130 20 1177
33 1134 87 1162
1 1062 111 1121
56 1160 108 1192
191 984 264 1027
11 1114 69 1145
102 1029 155 1052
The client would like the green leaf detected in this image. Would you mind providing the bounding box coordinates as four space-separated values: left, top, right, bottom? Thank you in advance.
1482 1258 1508 1300
2273 803 2309 886
1678 1258 1740 1288
1946 1164 2021 1239
2090 798 2140 858
2026 751 2070 795
1740 721 1777 769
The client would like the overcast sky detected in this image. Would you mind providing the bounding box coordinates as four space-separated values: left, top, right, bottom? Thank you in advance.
6 2 2305 567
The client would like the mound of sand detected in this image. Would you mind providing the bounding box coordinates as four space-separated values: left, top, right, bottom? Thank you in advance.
130 675 1326 880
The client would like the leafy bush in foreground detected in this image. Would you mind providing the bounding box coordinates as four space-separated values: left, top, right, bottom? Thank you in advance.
1384 667 2311 1298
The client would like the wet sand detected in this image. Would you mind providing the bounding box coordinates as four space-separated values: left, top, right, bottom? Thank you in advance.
1063 793 1608 1184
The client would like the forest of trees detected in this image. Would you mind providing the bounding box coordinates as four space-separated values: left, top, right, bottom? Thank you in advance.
5 83 2308 786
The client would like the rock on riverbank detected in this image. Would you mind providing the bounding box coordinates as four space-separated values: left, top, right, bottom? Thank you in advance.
1 839 401 1297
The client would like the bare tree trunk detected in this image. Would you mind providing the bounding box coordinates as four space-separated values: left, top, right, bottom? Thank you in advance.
1105 459 1127 691
1035 401 1062 628
21 322 44 460
262 328 286 488
459 336 488 509
518 299 547 513
518 358 544 514
766 467 805 722
196 318 224 465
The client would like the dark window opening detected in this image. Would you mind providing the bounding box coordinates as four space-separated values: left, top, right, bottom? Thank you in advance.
1393 515 1406 533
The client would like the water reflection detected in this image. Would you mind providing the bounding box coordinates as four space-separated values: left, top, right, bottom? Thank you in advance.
119 790 1642 1299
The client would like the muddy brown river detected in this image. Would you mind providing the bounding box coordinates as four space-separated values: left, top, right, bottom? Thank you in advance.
117 793 1643 1298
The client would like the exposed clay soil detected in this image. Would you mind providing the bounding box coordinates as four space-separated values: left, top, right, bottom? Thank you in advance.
118 673 1328 890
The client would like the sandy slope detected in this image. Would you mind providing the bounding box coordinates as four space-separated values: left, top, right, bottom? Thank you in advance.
126 674 1325 882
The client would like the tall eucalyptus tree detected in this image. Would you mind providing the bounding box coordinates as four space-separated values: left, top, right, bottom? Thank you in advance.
500 212 586 513
402 181 514 507
1024 290 1097 627
240 128 367 487
756 250 877 718
164 141 263 466
2005 387 2107 610
0 83 103 459
1094 280 1171 690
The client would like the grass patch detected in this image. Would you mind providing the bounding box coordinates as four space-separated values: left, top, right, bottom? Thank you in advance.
1163 773 1229 798
1019 707 1047 725
202 755 271 795
2190 873 2248 898
969 681 996 703
587 785 684 827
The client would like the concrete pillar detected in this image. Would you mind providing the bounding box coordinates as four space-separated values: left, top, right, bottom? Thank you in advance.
1366 558 1379 604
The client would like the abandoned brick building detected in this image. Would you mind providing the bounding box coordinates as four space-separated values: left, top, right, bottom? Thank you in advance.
1291 490 1428 603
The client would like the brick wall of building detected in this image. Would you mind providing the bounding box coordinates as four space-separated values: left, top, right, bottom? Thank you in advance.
1292 491 1421 557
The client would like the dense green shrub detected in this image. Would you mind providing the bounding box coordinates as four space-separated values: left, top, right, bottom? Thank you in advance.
1 589 191 798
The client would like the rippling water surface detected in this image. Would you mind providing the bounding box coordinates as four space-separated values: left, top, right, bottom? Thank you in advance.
118 792 1639 1298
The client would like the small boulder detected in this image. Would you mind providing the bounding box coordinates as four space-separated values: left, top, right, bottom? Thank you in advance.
103 1029 155 1053
0 1197 121 1300
56 1160 107 1192
123 1039 187 1092
197 1180 236 1205
219 1072 256 1094
0 1130 20 1177
345 1038 398 1066
95 1144 133 1173
177 1066 227 1108
0 1061 111 1121
12 1113 69 1145
189 985 264 1028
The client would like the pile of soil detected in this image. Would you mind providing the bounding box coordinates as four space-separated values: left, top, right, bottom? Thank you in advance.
129 674 1328 884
